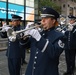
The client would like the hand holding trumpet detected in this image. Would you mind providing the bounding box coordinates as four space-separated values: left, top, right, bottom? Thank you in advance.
67 24 73 31
0 22 10 31
24 29 41 41
24 22 41 41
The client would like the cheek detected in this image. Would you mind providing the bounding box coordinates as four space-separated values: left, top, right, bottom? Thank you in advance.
13 22 17 26
47 21 53 27
14 22 16 25
41 20 45 24
70 21 73 24
41 21 46 27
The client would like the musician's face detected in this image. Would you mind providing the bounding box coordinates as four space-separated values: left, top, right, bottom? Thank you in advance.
41 17 56 30
11 20 20 26
69 19 75 24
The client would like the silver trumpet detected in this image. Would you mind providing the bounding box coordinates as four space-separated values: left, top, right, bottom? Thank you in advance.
15 24 42 34
7 24 42 42
0 25 11 29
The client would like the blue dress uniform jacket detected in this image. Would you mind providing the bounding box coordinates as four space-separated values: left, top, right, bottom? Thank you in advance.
1 25 22 58
22 27 64 75
65 25 76 50
64 25 76 74
0 25 23 75
6 25 22 58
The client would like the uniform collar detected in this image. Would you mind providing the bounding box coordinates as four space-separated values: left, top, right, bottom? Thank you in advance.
44 27 55 32
12 25 20 31
42 27 55 34
12 24 20 28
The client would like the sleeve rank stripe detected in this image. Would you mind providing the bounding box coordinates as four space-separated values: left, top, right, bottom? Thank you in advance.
41 39 49 52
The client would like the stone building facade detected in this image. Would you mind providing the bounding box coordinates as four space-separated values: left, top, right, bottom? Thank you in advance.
52 0 76 16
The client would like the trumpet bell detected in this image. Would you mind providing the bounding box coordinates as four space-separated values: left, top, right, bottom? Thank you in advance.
7 28 17 42
7 28 14 37
8 35 16 42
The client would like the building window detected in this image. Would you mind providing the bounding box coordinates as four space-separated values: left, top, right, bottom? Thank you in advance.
69 7 73 15
0 0 40 24
68 4 70 7
26 0 34 7
70 0 74 2
63 4 65 8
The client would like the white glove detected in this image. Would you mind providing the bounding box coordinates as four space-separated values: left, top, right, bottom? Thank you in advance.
24 29 41 41
62 30 65 34
67 25 73 31
2 26 11 32
24 22 41 41
56 28 62 31
2 23 8 32
24 22 34 36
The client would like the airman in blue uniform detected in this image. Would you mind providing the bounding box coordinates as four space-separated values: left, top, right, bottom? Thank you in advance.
20 6 65 75
1 14 24 75
63 15 76 75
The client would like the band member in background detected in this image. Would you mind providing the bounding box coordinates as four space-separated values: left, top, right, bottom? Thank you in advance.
0 14 24 75
20 6 65 75
63 15 76 75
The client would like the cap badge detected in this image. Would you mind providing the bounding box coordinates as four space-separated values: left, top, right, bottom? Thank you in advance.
42 7 46 10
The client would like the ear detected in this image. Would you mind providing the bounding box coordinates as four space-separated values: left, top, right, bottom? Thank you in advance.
53 19 56 24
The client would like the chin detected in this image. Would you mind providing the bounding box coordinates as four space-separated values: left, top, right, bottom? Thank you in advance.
43 27 48 30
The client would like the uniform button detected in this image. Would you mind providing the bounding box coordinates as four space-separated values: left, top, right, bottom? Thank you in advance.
33 67 35 69
34 61 36 64
36 51 38 54
42 33 45 35
9 42 10 43
35 56 37 59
